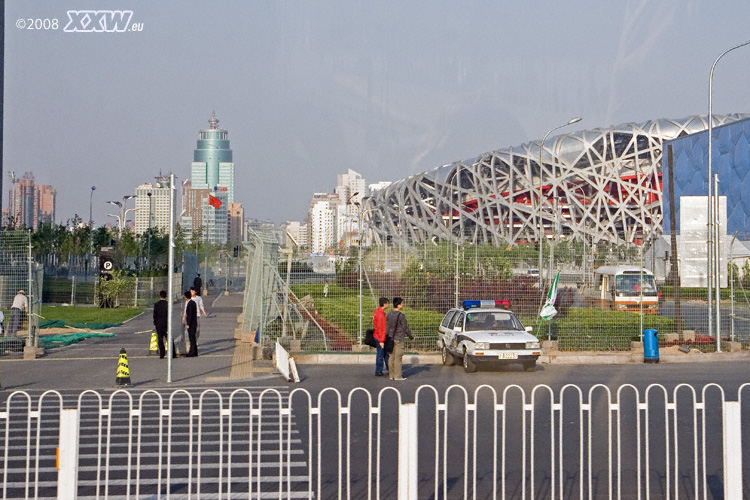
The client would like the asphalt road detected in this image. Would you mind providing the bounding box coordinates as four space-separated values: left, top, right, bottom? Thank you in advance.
290 361 750 499
3 336 750 498
659 299 750 340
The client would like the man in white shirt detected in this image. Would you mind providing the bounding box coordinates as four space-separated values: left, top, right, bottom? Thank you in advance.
8 290 27 337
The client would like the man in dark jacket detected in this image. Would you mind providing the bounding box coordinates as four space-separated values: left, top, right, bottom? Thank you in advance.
184 291 199 357
152 290 171 358
193 274 203 296
386 297 413 380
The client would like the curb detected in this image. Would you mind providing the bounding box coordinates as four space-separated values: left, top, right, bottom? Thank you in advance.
293 351 750 365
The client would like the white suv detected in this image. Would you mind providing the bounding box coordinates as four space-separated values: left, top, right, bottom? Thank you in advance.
438 300 541 373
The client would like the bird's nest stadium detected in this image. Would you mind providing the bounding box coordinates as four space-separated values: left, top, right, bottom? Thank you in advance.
362 114 749 247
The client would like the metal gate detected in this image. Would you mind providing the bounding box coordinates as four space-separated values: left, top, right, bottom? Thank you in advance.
1 383 748 499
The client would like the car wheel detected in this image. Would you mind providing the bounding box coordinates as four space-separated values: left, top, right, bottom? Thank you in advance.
463 349 477 373
523 361 536 372
442 346 455 366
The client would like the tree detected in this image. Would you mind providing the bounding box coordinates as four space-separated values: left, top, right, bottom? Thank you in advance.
98 269 130 308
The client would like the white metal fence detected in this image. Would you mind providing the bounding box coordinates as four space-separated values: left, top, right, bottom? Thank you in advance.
1 383 748 499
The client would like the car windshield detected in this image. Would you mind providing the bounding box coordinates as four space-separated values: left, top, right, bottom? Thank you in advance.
464 312 522 331
615 273 657 296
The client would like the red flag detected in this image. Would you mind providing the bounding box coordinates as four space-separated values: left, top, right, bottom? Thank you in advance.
208 194 222 209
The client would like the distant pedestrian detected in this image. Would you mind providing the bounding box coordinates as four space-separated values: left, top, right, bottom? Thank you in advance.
373 297 390 376
0 310 4 336
194 274 203 296
323 279 329 298
174 291 190 356
152 290 173 359
190 287 208 341
386 297 413 381
184 291 198 357
7 290 27 337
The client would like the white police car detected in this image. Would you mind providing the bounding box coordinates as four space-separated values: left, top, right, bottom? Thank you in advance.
438 300 541 373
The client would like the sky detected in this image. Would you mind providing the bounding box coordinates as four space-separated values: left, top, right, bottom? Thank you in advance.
4 1 750 227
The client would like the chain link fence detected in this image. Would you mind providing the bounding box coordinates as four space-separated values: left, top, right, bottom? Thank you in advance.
279 237 748 353
42 273 182 307
0 230 43 351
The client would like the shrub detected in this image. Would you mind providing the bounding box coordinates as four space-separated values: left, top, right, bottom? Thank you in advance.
554 307 680 351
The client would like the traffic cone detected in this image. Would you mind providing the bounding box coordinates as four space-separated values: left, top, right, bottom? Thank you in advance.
115 348 131 386
149 332 159 356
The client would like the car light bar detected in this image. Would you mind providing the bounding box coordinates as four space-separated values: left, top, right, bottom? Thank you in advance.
462 300 510 310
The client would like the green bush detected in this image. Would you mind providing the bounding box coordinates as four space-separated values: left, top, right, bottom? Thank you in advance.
550 307 679 351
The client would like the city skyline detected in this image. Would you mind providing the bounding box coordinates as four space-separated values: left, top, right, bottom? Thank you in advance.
4 2 750 226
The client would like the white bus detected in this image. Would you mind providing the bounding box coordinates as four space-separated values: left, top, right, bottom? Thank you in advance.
583 265 659 314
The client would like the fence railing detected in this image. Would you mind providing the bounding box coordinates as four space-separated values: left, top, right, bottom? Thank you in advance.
42 274 183 307
1 383 748 499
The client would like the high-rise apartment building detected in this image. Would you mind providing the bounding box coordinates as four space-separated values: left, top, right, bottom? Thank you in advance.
282 220 308 249
297 170 370 255
228 202 244 244
335 169 366 207
181 179 208 238
183 112 235 244
36 185 56 225
308 193 339 254
6 172 56 229
134 176 172 235
334 169 366 248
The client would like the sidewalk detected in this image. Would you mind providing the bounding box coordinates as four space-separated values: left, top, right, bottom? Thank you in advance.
293 345 750 365
0 292 274 392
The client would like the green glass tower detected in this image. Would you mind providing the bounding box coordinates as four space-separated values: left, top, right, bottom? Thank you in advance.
189 112 235 244
191 111 234 203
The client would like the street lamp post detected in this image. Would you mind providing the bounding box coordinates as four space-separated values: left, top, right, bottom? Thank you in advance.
167 173 175 383
89 186 96 227
538 118 582 290
107 195 135 232
89 186 96 276
354 201 364 345
345 191 360 250
706 39 750 352
354 201 374 346
454 167 462 308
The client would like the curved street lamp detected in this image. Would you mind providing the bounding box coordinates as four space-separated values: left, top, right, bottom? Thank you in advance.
107 195 135 232
538 117 582 290
706 39 750 352
354 201 376 346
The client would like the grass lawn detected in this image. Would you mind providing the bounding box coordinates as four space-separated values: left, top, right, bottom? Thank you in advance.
40 305 145 325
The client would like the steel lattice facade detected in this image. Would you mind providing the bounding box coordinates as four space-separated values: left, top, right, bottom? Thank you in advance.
363 114 749 246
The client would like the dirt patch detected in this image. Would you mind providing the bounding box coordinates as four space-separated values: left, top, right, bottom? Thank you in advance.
40 327 99 335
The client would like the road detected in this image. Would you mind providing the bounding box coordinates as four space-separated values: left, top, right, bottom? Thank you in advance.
659 298 750 340
4 361 747 499
293 361 750 499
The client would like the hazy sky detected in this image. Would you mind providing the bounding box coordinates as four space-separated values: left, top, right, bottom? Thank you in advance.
4 1 750 226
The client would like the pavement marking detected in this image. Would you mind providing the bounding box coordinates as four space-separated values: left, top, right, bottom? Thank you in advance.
1 385 312 499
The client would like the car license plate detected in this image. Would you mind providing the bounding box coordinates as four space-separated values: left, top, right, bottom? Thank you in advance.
499 352 517 360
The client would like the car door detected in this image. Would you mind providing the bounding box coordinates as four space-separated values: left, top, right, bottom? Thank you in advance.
439 310 457 348
447 311 465 352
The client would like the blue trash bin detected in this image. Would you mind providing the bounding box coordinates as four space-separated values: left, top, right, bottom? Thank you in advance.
643 329 659 363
